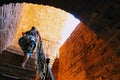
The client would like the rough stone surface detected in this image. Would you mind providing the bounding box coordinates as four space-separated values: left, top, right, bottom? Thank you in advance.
51 58 59 80
0 3 22 52
59 23 120 80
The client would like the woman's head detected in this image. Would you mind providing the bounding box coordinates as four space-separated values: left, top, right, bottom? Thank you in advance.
31 26 36 30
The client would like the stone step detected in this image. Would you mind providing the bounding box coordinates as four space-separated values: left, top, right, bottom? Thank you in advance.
6 47 24 56
0 61 36 80
0 49 37 70
0 72 26 80
0 50 23 66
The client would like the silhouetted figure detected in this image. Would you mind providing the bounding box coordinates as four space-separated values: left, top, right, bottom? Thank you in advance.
19 26 41 68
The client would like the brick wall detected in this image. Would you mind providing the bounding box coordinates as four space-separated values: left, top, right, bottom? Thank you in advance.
52 58 59 80
58 23 120 80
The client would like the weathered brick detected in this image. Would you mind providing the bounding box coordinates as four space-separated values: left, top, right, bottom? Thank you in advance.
59 23 120 80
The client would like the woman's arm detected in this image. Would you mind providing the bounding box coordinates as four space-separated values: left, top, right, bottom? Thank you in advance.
37 31 42 42
22 32 25 36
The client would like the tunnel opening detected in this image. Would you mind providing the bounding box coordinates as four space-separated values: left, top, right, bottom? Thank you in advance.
0 1 120 80
0 2 80 67
0 2 81 80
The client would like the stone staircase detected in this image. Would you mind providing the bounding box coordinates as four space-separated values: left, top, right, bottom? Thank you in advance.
0 47 37 80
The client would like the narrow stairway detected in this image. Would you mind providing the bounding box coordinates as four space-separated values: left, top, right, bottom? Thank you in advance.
0 47 37 80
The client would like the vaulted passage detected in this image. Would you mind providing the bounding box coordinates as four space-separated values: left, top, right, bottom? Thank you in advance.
0 0 120 80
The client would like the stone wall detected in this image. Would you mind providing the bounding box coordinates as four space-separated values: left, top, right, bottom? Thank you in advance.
52 58 59 80
0 3 22 53
58 23 120 80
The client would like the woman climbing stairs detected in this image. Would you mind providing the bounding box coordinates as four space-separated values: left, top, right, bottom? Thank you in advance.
0 43 55 80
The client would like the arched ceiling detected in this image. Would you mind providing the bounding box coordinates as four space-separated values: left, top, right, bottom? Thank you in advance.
0 1 120 79
2 0 97 19
1 0 120 23
1 0 120 68
1 0 120 49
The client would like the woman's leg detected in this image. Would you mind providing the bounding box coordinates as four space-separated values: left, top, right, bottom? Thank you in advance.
21 41 36 68
21 53 30 68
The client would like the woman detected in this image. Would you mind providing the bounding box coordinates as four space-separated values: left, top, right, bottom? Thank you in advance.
19 26 41 68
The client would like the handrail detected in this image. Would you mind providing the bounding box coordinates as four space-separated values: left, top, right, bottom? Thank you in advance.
36 40 55 80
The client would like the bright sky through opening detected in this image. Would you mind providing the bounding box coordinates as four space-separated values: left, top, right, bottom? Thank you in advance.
61 14 80 45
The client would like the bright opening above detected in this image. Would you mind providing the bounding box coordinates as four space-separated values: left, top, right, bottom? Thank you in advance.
61 14 80 45
11 3 80 66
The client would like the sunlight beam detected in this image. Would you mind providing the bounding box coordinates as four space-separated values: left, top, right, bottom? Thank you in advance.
61 14 80 45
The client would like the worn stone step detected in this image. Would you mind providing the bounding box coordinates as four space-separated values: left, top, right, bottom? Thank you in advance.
0 49 37 70
6 47 24 56
0 72 26 80
0 50 23 66
6 46 36 58
0 61 36 80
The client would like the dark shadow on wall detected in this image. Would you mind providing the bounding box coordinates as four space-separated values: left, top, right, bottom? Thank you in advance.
84 1 120 52
59 22 120 80
0 0 82 19
51 58 59 80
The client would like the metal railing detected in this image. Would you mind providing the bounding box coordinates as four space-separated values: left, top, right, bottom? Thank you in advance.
36 40 55 80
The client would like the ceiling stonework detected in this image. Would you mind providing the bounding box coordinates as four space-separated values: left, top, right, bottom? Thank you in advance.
12 3 68 48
